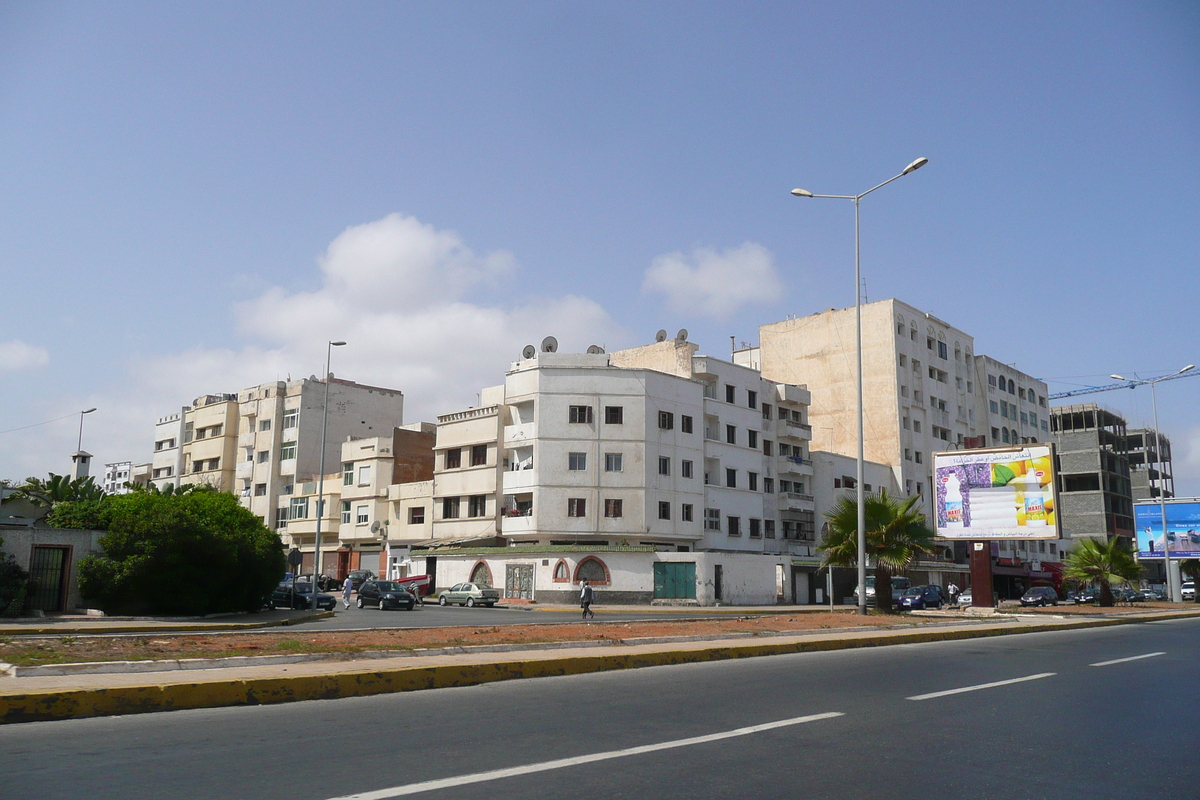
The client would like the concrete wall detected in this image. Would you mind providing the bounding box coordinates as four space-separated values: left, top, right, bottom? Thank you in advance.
0 527 105 612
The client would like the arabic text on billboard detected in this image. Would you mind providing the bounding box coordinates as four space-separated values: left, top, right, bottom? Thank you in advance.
933 445 1059 540
1134 500 1200 559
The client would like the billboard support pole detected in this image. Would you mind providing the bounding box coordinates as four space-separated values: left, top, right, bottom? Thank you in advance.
970 542 994 608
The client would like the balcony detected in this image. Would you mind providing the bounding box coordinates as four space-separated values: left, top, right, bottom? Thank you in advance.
502 469 538 492
502 513 536 534
238 432 256 447
778 456 813 476
504 422 536 444
778 419 813 441
783 540 818 557
779 491 816 511
236 460 254 479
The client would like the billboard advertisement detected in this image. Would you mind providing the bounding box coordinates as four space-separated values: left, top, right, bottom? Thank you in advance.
933 445 1059 540
1135 499 1200 559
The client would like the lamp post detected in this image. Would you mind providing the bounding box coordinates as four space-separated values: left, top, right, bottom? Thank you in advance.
76 407 97 453
1111 365 1195 602
312 341 347 600
792 157 928 615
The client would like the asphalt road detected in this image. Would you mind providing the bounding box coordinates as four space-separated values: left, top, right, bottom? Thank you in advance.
5 617 1197 799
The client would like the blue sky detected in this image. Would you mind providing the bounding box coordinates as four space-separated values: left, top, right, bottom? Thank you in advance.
2 1 1198 493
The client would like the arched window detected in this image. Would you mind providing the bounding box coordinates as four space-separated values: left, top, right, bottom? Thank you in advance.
470 561 493 588
1002 428 1010 443
573 556 610 585
552 559 569 582
1008 379 1016 394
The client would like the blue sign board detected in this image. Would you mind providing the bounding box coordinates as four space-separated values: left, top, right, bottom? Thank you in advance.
1135 500 1200 559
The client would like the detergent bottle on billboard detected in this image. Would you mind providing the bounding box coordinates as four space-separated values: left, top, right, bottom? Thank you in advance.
944 473 964 529
1023 467 1047 527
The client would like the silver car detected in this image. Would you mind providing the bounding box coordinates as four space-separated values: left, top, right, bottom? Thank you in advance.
437 582 501 607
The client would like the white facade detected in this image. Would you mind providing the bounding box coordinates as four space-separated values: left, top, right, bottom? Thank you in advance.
151 411 184 490
102 461 133 494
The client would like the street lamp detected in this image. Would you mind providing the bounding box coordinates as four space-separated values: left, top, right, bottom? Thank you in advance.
76 407 97 453
1111 365 1195 602
792 157 928 615
312 341 347 600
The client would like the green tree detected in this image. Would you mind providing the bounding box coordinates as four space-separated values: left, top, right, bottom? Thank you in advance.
0 534 30 615
819 489 937 613
1180 560 1200 604
1063 538 1142 607
14 473 105 508
76 490 285 615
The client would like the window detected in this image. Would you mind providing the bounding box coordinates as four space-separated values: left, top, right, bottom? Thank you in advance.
748 472 758 491
927 337 935 350
779 443 791 456
569 452 587 471
764 520 775 539
747 390 757 409
915 451 923 464
280 441 297 460
992 426 1001 440
569 405 594 424
568 498 587 517
762 403 772 420
990 400 999 414
471 444 488 466
938 341 947 359
726 468 736 488
254 483 266 497
905 449 912 461
259 419 271 431
409 506 425 525
289 497 308 520
1020 411 1028 425
658 456 671 476
343 463 354 485
681 460 693 479
763 439 772 456
704 508 721 531
468 495 487 517
356 505 370 525
913 420 921 433
681 504 693 522
748 430 758 449
258 450 270 463
442 497 460 519
726 425 736 444
903 417 910 430
282 410 298 429
901 385 909 398
658 411 674 430
899 354 907 367
445 448 461 469
195 427 207 440
341 501 351 524
605 406 623 424
681 415 693 434
604 499 623 518
605 453 623 472
725 385 736 403
916 481 923 495
749 518 761 538
763 477 774 494
1002 428 1010 443
575 557 608 584
1000 400 1009 418
727 516 741 536
554 560 569 581
658 501 671 520
210 424 223 437
358 464 371 485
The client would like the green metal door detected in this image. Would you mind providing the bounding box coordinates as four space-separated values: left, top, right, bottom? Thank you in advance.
653 562 696 599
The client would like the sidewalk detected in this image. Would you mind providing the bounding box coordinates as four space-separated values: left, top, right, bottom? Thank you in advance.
4 607 1197 724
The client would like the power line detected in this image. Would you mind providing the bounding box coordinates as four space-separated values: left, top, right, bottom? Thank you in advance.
0 412 79 435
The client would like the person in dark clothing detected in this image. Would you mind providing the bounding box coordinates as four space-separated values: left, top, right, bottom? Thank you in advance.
580 580 595 620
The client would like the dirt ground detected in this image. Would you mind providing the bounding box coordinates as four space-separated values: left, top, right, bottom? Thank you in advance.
0 612 922 667
999 601 1191 615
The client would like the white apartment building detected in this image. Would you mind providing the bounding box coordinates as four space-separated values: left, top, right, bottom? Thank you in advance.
179 394 240 492
101 461 149 494
151 411 184 490
235 376 406 528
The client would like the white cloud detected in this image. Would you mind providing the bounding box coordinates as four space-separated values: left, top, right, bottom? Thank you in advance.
0 340 49 371
642 242 783 319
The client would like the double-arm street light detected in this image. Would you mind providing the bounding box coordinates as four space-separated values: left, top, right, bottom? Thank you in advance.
312 340 347 594
792 157 928 615
1110 364 1195 602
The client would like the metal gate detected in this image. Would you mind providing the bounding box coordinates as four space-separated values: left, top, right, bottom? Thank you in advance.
505 564 533 600
29 546 69 612
653 562 696 599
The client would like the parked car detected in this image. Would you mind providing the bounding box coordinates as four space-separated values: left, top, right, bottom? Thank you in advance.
853 576 912 605
357 580 417 611
268 581 337 611
347 569 376 591
898 585 948 610
1074 588 1100 604
437 582 501 607
1020 586 1059 607
1181 581 1195 601
1113 587 1144 603
955 589 1000 607
1140 588 1167 601
296 573 340 592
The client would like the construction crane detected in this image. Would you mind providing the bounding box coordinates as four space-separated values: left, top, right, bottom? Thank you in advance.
1048 369 1198 400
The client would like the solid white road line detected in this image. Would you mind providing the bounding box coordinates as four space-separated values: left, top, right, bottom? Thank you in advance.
322 712 845 800
906 672 1056 701
1090 652 1165 667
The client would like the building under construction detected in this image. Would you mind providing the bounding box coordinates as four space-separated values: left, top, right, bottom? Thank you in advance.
1049 403 1135 542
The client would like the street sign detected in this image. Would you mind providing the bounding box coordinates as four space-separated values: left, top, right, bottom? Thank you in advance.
287 548 304 567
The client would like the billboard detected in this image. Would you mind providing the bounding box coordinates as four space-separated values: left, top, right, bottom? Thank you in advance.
1135 499 1200 559
933 444 1059 540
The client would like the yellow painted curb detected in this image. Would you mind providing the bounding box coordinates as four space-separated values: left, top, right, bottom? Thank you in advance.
2 612 1194 724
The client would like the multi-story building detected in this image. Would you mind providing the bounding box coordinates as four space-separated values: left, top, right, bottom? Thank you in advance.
1049 403 1135 542
235 376 406 528
178 394 240 492
151 411 184 490
1127 428 1174 501
101 461 150 494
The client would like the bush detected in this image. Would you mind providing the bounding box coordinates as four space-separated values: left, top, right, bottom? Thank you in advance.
77 491 286 616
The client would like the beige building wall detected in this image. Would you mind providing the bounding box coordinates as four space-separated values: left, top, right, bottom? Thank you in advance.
179 395 239 492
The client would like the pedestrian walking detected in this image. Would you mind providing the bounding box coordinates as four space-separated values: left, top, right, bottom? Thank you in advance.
342 575 353 609
947 581 960 606
580 580 595 620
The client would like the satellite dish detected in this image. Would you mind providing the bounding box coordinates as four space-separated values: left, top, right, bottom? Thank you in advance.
541 336 558 353
655 329 668 342
370 520 382 534
522 344 536 360
586 345 603 354
676 329 688 342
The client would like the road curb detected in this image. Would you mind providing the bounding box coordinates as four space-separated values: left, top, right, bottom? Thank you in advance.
8 612 1193 724
0 611 335 637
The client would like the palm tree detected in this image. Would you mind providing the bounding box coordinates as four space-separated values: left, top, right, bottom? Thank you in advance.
819 489 937 613
1063 538 1142 607
13 473 104 508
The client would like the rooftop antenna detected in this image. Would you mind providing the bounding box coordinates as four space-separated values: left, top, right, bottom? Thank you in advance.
730 335 735 356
